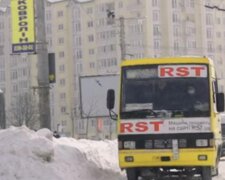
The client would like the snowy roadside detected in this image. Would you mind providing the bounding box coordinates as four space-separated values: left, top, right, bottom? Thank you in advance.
0 126 126 180
0 126 225 180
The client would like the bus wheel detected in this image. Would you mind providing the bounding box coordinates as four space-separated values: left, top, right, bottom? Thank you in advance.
126 168 139 180
201 167 212 180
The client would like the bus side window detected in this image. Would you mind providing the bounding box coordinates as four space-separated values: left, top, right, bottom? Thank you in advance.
212 81 218 103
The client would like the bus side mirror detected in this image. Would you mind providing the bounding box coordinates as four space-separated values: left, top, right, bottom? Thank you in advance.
107 89 115 110
216 93 224 112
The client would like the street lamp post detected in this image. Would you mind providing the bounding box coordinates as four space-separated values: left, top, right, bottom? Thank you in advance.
0 89 5 129
35 0 51 129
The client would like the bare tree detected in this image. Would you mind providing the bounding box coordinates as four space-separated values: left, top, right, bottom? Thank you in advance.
8 93 39 129
78 98 98 139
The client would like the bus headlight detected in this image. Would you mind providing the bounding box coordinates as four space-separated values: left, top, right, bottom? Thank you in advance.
209 139 215 147
196 139 208 147
124 141 136 149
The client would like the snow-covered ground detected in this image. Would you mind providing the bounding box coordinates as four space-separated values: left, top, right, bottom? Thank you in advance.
0 126 224 180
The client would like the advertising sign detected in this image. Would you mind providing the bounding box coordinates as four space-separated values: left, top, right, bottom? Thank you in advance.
80 75 119 118
11 0 36 53
120 118 211 134
158 65 208 78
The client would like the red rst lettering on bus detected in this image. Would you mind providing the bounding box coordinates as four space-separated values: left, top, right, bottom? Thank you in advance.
120 121 164 133
149 121 163 131
120 122 133 133
191 66 205 77
160 67 173 77
135 122 148 132
159 65 207 78
176 67 189 77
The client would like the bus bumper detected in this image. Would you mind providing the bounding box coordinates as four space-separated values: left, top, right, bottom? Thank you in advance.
119 148 217 168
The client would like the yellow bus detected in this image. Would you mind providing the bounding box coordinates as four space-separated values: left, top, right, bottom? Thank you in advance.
107 57 224 180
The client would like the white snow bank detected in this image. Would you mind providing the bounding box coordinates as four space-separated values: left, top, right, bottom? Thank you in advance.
0 126 126 180
0 126 225 180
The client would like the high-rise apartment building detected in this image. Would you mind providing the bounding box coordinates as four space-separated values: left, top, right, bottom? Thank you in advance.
0 0 39 128
70 0 225 138
1 0 225 138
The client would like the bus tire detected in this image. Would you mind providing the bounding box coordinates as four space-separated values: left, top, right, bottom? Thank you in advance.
126 168 138 180
201 167 212 180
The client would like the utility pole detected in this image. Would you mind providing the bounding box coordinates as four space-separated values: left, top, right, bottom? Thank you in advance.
0 90 5 129
119 17 126 61
35 0 51 129
107 10 126 61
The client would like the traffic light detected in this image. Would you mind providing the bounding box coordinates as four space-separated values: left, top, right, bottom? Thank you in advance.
48 53 56 83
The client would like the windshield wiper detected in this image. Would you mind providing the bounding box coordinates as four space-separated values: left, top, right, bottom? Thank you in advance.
121 109 158 118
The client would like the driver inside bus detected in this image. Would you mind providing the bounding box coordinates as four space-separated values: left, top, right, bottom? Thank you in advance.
186 85 209 112
154 81 168 109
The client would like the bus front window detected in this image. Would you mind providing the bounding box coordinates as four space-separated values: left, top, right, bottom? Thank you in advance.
121 67 210 118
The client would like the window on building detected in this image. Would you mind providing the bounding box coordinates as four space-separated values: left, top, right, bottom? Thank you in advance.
119 1 123 8
206 28 213 39
0 34 4 43
12 84 18 93
154 39 160 49
79 121 85 130
153 10 159 22
60 79 66 86
59 51 65 58
0 58 5 68
59 65 65 72
46 11 52 20
87 21 94 28
57 11 64 17
0 45 4 55
87 7 93 14
190 0 195 8
217 45 222 52
62 120 67 126
89 49 95 55
173 13 178 23
76 63 83 74
90 62 95 68
58 38 64 44
61 106 66 113
216 32 221 38
60 93 66 100
76 50 83 59
172 0 177 8
174 41 179 51
207 41 214 52
47 38 52 47
88 34 94 42
0 71 5 82
206 14 213 25
46 24 52 34
74 23 81 32
75 37 82 46
11 71 17 80
152 0 158 7
153 25 160 36
0 22 4 29
217 17 221 24
174 26 179 36
58 24 64 30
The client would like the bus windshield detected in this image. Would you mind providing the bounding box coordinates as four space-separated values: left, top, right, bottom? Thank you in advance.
121 65 210 118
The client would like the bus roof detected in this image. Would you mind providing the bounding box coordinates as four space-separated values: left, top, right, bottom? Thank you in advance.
121 57 213 67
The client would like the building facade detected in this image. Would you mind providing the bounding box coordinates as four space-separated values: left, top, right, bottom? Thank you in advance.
0 0 225 138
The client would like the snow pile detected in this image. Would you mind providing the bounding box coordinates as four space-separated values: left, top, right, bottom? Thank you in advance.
0 126 225 180
0 126 126 180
